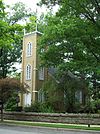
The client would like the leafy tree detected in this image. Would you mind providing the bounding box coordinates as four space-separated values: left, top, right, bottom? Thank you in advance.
0 2 34 78
0 0 13 49
39 0 61 7
39 0 100 102
0 77 28 121
25 16 36 33
25 12 50 33
42 78 64 112
0 77 27 103
7 2 32 25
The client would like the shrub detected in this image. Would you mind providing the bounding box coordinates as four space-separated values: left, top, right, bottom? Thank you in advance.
40 103 54 113
24 102 54 113
10 106 22 112
94 99 100 109
24 102 41 112
5 95 17 111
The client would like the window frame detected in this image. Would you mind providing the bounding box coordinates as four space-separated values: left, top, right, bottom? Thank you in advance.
27 42 32 57
26 64 31 80
38 67 44 80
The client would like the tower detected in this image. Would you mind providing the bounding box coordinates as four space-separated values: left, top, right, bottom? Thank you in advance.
21 31 47 107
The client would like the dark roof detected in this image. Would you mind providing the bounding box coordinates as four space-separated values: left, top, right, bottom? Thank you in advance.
48 67 80 83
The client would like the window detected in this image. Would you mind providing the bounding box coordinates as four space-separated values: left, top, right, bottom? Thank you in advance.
75 90 82 103
27 42 32 56
38 67 44 80
26 64 31 80
24 93 31 106
38 89 45 102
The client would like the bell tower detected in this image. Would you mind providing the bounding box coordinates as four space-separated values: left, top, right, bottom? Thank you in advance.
21 31 46 107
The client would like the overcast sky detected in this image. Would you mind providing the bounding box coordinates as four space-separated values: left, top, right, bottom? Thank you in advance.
3 0 47 14
4 0 39 8
4 0 59 15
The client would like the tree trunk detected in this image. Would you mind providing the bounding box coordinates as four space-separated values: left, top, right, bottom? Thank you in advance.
0 103 3 122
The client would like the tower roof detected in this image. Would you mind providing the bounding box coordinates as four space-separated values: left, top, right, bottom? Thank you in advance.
24 30 43 37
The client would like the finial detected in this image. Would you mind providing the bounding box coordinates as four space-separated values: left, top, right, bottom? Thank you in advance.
36 8 38 32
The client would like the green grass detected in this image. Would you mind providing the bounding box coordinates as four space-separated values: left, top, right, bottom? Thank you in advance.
1 120 100 131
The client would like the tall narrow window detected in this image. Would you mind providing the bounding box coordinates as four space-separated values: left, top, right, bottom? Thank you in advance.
27 42 32 56
24 93 31 106
38 67 44 80
75 90 82 103
26 64 31 80
38 89 45 102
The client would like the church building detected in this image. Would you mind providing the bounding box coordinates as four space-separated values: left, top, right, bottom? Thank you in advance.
20 30 85 111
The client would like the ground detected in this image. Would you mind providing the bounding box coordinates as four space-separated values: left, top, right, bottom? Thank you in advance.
0 124 99 134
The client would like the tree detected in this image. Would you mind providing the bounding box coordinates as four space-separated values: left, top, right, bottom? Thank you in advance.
0 0 13 49
25 12 50 33
0 1 34 78
39 0 61 7
42 78 64 112
39 0 100 102
0 77 28 121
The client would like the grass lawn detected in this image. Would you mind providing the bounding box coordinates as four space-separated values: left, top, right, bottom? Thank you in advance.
1 120 100 131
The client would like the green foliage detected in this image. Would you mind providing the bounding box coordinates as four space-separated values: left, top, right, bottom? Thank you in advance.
39 0 61 7
0 77 28 104
83 101 96 113
0 2 34 78
93 99 100 113
25 12 50 33
40 102 54 113
0 1 49 78
42 79 64 112
5 94 17 111
24 102 54 113
10 106 22 112
24 102 41 112
0 0 5 18
78 99 100 113
7 2 32 24
39 0 100 106
5 92 23 112
25 16 36 33
42 74 86 113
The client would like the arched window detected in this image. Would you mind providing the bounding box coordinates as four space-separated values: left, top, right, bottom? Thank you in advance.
27 42 32 56
26 64 31 80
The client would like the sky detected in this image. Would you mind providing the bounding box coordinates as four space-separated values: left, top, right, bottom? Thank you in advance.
3 0 47 15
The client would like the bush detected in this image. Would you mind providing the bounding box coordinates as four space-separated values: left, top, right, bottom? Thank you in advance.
5 93 22 112
10 106 22 112
24 102 41 112
5 95 17 111
23 106 32 112
40 103 54 113
76 99 100 114
94 99 100 109
24 102 54 113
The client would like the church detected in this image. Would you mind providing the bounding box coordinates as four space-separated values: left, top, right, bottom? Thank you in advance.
20 29 85 111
